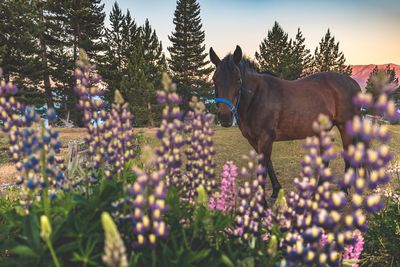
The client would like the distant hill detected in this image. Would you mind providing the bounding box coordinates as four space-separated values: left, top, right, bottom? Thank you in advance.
351 64 400 89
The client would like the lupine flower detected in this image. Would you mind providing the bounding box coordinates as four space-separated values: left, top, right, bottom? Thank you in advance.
155 74 185 187
104 90 136 177
209 161 238 212
0 79 66 212
74 50 136 179
183 96 217 200
376 162 400 204
111 75 182 249
74 50 108 171
281 115 353 267
233 150 267 241
129 166 168 247
280 78 395 266
40 215 52 242
343 231 364 267
101 212 128 267
40 215 61 267
363 73 400 122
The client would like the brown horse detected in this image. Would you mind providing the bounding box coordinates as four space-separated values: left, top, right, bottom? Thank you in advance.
210 45 361 198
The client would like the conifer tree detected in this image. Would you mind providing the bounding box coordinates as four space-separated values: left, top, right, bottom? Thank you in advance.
66 0 105 63
102 3 139 107
256 23 312 80
365 66 380 97
312 29 352 75
120 41 149 126
35 0 72 116
118 19 167 127
255 22 292 79
141 19 167 126
289 28 312 79
168 0 213 111
366 65 399 102
0 0 44 106
0 0 70 118
60 0 106 125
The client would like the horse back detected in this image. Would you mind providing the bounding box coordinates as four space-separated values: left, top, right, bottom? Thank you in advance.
272 72 361 141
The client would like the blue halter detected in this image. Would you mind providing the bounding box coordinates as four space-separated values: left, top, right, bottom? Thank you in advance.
213 81 243 122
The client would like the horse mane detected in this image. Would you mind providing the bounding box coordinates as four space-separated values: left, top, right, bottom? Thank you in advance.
240 57 278 77
219 54 277 77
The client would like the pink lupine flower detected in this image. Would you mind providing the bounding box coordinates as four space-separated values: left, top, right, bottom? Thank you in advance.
343 231 364 267
208 196 216 210
262 210 273 242
319 232 328 247
209 161 238 212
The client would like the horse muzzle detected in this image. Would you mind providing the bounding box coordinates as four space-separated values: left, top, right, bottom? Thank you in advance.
218 112 233 127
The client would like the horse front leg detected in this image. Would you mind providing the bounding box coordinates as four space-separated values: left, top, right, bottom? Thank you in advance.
267 159 281 198
258 133 281 199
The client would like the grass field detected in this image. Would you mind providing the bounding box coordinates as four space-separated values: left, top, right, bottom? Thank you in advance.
1 125 400 195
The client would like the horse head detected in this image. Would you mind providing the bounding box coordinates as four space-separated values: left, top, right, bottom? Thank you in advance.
210 45 243 127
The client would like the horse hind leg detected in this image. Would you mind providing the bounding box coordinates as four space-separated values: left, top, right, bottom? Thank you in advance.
337 123 353 194
318 145 331 187
257 133 281 199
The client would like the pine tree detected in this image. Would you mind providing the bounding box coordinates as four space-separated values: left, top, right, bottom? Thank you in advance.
101 3 139 107
312 29 352 76
60 0 106 125
35 0 73 117
66 0 105 63
0 0 70 118
120 10 139 62
168 0 213 111
256 23 312 80
365 66 380 97
255 22 292 79
366 65 399 101
0 0 44 106
120 41 150 126
289 28 312 79
141 19 167 126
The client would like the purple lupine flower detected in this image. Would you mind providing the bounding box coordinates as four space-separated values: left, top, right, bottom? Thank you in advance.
154 74 185 188
74 50 136 179
74 50 109 172
209 161 238 212
0 81 65 213
233 151 267 241
183 96 217 200
353 93 373 108
281 115 352 266
103 91 136 177
281 81 395 266
129 166 168 248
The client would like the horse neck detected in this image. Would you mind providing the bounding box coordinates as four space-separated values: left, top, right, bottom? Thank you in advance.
237 71 259 126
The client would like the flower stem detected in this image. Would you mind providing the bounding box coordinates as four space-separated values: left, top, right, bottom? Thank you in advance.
40 121 50 218
152 249 156 267
46 240 61 267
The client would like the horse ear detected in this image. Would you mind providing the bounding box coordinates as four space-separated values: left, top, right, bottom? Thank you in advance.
233 45 242 65
209 47 220 66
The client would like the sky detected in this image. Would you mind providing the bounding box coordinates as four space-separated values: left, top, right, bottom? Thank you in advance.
103 0 400 65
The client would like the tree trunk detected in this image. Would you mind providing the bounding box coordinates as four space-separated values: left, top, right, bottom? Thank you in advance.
38 0 54 123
